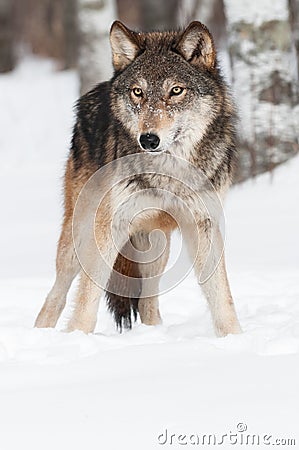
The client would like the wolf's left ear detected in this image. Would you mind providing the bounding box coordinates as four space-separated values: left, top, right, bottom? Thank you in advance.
175 21 216 70
110 21 141 71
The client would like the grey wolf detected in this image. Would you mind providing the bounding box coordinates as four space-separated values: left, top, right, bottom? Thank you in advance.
35 21 242 336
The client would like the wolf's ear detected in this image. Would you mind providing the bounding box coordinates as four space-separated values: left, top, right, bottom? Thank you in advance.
110 21 140 71
175 21 216 70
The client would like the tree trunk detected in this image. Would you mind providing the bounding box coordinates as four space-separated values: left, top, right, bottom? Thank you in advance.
62 0 78 69
289 0 299 78
116 0 180 32
177 0 226 46
0 0 15 72
78 0 117 95
223 0 299 182
139 0 179 31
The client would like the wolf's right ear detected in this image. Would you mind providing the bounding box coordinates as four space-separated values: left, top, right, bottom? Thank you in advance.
110 21 140 72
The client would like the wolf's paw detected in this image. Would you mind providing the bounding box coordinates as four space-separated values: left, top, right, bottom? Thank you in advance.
64 318 96 334
215 321 242 337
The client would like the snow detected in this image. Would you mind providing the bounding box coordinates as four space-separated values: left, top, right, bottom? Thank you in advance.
0 57 298 449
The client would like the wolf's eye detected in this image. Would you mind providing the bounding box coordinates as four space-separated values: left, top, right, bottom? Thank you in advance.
170 86 184 96
132 87 143 97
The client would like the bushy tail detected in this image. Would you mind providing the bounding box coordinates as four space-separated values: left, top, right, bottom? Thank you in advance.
105 248 142 331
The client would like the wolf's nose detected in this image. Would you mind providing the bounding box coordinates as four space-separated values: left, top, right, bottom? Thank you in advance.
139 133 160 151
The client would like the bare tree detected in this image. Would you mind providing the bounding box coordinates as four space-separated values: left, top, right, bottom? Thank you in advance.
78 0 117 95
13 0 77 67
61 0 78 69
139 0 179 31
117 0 179 31
177 0 226 46
289 0 299 78
223 0 299 181
116 0 141 29
0 0 15 72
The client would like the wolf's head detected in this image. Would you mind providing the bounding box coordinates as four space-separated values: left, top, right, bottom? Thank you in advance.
110 21 229 158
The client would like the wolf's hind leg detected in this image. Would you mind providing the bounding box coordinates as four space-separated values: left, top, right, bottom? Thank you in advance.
133 230 170 326
35 217 80 328
186 221 241 337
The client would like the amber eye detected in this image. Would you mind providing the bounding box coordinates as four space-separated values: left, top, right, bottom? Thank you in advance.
170 86 184 96
132 87 143 97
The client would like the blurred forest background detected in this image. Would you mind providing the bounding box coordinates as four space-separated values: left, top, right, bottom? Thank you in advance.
0 0 298 182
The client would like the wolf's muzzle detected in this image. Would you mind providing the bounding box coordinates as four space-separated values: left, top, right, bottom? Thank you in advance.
139 133 160 151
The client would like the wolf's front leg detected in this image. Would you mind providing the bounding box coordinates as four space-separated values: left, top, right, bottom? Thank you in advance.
66 246 119 334
185 221 241 337
66 270 102 333
66 213 127 333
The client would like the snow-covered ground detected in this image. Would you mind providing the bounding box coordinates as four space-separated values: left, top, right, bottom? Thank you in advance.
0 58 298 449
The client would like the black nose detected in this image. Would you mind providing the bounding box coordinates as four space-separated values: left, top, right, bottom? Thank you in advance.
139 133 160 151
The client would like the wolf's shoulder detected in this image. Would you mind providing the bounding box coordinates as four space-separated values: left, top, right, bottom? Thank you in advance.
70 81 113 168
76 80 112 119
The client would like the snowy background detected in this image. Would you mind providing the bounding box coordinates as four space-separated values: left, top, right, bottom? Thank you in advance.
0 57 298 449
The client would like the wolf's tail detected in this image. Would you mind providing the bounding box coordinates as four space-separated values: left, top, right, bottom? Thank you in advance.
105 249 142 331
